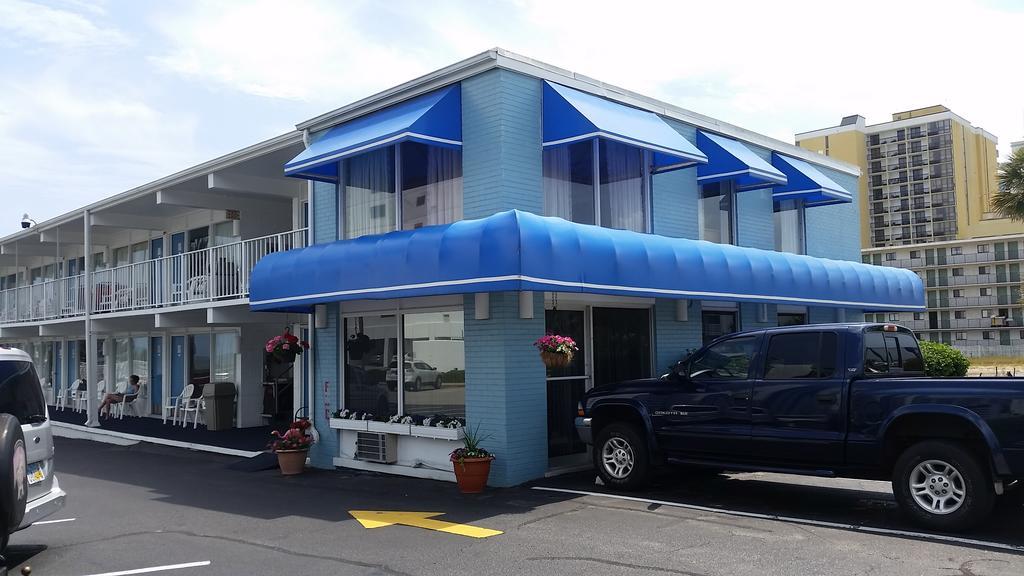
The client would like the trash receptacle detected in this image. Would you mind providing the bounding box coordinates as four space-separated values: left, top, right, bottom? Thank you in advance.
202 382 236 431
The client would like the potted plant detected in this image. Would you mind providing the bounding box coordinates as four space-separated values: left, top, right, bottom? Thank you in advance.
269 418 314 475
265 328 309 364
533 333 578 369
450 425 493 494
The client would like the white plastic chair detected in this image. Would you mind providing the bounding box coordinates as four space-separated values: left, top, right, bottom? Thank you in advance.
55 379 73 411
114 382 145 419
72 379 97 413
178 384 205 429
162 386 189 425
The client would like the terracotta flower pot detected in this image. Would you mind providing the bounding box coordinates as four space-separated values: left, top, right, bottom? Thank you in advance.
540 350 572 368
451 456 494 493
276 449 308 475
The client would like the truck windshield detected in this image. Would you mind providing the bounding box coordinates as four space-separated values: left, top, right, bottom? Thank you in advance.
0 360 47 424
864 330 925 375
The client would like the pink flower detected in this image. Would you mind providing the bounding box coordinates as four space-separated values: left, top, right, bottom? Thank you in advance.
282 343 290 350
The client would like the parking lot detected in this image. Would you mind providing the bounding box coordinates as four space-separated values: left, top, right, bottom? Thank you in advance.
8 437 1023 576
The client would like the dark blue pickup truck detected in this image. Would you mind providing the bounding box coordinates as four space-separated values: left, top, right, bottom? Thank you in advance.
575 323 1024 531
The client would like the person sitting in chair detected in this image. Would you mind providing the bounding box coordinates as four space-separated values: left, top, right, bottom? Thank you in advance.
99 374 140 418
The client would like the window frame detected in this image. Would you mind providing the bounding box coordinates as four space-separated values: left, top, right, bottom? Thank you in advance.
763 331 838 381
773 199 806 254
687 334 760 381
699 180 737 245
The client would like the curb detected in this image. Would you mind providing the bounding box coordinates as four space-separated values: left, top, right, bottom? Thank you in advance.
51 421 262 458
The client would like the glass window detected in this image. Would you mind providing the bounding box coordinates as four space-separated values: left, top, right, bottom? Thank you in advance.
344 315 398 416
777 312 807 326
701 309 737 345
599 139 645 232
131 336 148 389
956 332 967 340
130 241 148 263
188 333 211 387
764 332 837 380
688 336 758 380
983 331 993 340
950 246 962 256
954 310 966 319
402 311 465 418
114 337 130 391
113 246 130 267
981 288 992 296
952 268 964 277
0 361 45 424
187 226 209 252
773 200 805 254
212 332 237 384
344 147 396 239
864 330 923 374
400 141 462 230
982 309 992 318
211 221 239 247
543 141 595 225
700 181 734 244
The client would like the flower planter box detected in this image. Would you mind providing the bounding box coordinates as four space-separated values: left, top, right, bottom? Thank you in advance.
329 418 368 431
410 425 465 441
367 421 412 435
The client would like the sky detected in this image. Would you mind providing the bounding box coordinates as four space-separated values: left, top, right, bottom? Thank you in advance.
1 0 1023 236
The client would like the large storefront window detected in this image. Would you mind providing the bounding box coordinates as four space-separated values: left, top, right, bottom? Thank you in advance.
114 337 130 389
131 336 148 388
212 332 238 384
344 147 395 239
543 138 647 232
699 182 734 244
188 333 211 387
402 311 465 418
344 315 398 415
774 200 805 254
400 141 462 230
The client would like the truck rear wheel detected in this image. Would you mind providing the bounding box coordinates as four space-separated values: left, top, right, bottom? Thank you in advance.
892 440 994 532
594 423 650 490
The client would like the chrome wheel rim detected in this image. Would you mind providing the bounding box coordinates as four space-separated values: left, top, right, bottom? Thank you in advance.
909 459 966 515
601 436 634 479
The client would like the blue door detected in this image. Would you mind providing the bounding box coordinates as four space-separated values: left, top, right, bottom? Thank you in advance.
171 335 185 399
151 336 164 414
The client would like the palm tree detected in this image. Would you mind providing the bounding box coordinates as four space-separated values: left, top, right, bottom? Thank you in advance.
991 148 1024 221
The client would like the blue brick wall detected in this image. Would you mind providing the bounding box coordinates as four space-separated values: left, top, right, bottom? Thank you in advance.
653 299 703 372
312 180 337 244
651 168 699 239
736 187 774 250
808 307 862 324
310 179 341 468
805 169 860 262
463 292 547 486
462 70 543 219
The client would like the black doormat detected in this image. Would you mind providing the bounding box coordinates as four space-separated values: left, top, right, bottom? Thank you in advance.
228 451 279 472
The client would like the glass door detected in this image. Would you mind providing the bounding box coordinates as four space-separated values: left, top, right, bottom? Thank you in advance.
592 307 651 388
545 309 588 458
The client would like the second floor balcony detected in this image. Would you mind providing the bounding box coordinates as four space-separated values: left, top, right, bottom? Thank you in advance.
0 228 306 325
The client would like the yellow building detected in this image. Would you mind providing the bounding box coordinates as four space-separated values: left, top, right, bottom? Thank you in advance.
796 106 1015 249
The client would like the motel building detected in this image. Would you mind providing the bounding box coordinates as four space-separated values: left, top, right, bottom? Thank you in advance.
1 49 921 487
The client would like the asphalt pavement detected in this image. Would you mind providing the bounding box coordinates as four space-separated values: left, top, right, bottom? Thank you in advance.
6 437 1023 576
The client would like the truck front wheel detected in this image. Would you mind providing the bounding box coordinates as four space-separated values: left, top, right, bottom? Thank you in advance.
892 440 994 532
594 423 650 490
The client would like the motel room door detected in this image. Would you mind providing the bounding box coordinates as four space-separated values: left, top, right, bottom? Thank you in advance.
545 309 589 458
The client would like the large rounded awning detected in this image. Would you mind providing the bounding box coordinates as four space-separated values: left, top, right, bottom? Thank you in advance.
250 210 924 313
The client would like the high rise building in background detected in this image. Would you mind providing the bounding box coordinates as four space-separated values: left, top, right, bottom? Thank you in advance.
1013 139 1023 153
797 107 1024 356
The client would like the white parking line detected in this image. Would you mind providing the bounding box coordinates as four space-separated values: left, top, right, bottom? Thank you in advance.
32 517 76 525
81 560 211 576
532 486 1024 554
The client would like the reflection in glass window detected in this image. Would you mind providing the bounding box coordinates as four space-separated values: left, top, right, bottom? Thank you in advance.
764 332 836 379
699 182 734 244
212 332 237 383
401 141 462 229
188 333 211 388
131 336 149 389
344 315 398 416
402 311 465 419
543 141 595 225
599 139 645 232
114 337 130 391
344 147 396 239
774 200 805 254
689 336 758 380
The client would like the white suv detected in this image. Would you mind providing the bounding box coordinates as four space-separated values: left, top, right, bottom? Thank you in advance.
0 347 66 551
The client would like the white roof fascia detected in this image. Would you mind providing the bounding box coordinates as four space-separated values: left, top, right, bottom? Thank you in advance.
297 48 860 177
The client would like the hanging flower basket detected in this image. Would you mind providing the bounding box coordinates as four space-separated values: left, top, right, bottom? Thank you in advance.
534 334 579 369
265 328 309 364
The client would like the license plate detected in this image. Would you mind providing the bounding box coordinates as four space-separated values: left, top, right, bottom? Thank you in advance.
27 462 45 485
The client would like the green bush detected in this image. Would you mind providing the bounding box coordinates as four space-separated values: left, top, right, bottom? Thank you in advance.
918 340 970 377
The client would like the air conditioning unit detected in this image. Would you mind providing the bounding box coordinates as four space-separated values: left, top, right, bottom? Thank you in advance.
355 432 397 464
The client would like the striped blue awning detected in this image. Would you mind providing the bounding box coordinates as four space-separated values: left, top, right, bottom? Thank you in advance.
696 131 787 191
771 153 853 206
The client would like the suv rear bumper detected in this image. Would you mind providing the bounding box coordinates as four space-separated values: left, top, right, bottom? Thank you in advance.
575 417 592 445
19 475 66 530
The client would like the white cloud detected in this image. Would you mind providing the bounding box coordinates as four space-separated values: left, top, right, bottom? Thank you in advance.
0 0 129 48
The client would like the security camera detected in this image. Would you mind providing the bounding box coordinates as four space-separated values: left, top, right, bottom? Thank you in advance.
20 214 35 229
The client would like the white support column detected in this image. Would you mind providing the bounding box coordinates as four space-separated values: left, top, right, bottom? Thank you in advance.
474 293 490 320
83 209 99 427
519 291 534 319
676 299 689 322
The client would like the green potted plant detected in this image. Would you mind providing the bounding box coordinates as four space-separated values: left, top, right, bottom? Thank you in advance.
450 425 493 493
269 418 314 475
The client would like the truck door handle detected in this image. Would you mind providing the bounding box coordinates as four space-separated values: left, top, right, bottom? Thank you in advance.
816 392 838 403
732 392 750 402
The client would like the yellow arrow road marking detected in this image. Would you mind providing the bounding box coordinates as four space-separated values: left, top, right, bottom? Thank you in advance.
349 510 503 538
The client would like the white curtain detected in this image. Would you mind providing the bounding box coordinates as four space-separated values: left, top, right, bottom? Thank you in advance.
345 148 395 239
403 145 462 229
599 140 644 232
543 146 574 220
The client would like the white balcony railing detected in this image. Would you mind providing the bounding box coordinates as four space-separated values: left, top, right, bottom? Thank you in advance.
0 228 306 324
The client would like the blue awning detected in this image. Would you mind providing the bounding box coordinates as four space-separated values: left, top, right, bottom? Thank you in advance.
543 82 707 170
696 131 787 191
771 153 853 206
284 85 462 182
250 211 923 313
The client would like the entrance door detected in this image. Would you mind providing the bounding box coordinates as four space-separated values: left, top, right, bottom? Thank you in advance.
170 335 185 399
592 308 651 388
545 309 588 458
151 336 164 415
